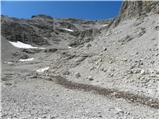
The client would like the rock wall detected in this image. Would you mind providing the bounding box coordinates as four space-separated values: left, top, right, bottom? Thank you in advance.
119 0 159 20
110 0 159 27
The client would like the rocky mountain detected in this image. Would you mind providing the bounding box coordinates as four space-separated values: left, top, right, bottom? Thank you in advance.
1 14 109 47
1 1 159 119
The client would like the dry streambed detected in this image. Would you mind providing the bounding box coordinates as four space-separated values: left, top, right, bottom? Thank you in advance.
45 75 159 109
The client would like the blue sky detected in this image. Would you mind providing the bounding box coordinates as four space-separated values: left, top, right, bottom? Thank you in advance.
1 1 122 20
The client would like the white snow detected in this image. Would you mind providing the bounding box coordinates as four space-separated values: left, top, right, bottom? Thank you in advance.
62 28 74 32
68 46 72 49
9 41 46 49
19 58 34 62
36 67 50 73
9 41 38 49
102 24 108 27
4 61 13 65
38 47 46 50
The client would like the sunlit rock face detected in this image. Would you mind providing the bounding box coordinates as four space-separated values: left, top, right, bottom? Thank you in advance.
110 1 159 28
119 1 159 20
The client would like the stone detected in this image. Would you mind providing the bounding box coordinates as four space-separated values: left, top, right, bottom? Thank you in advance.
111 92 117 96
130 65 135 69
135 52 139 55
115 108 124 114
44 48 57 53
155 53 159 56
103 47 107 51
123 58 128 62
108 73 114 77
133 69 141 74
127 70 133 74
75 72 81 78
140 69 145 75
109 60 113 64
101 68 107 72
86 43 91 48
155 71 159 75
5 82 12 86
63 71 70 75
90 66 95 71
155 26 159 31
110 68 115 72
151 38 156 41
150 61 155 64
88 76 94 81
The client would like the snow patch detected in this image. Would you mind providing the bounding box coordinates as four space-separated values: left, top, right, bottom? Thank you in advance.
9 41 38 49
9 41 46 49
4 61 13 65
62 28 74 32
102 24 108 27
19 58 34 62
68 46 72 49
38 47 46 50
36 67 49 73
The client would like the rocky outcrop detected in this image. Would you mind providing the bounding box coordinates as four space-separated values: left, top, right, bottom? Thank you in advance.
119 1 158 20
110 0 159 27
1 15 50 46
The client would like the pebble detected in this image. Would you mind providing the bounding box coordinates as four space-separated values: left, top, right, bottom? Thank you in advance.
103 47 107 51
5 82 12 86
75 72 81 78
154 26 159 31
108 73 114 77
101 68 107 72
151 38 156 41
135 52 139 55
150 61 155 64
140 69 145 75
155 53 159 56
115 108 124 114
63 71 70 75
140 76 145 80
88 76 94 81
155 71 159 75
109 60 113 64
86 43 91 48
127 70 133 74
90 66 95 71
122 58 127 62
133 69 141 74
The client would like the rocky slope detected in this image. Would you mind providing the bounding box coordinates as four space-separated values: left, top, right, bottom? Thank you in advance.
1 1 159 119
